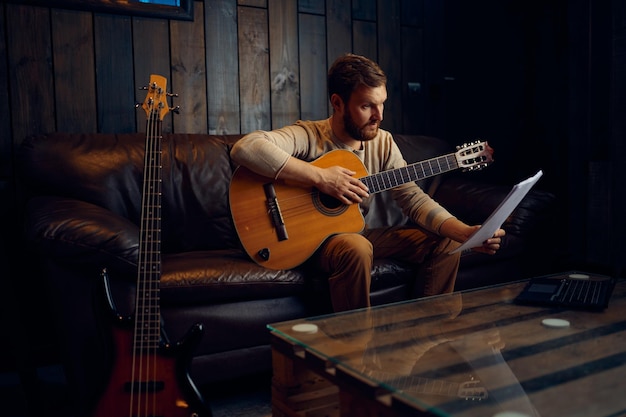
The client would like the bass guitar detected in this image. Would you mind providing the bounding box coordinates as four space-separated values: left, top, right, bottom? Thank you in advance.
229 141 492 270
93 74 211 417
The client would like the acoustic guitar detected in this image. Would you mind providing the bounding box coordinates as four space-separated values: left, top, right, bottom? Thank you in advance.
229 141 492 270
93 75 211 417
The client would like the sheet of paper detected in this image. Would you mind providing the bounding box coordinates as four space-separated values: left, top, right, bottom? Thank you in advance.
450 170 543 254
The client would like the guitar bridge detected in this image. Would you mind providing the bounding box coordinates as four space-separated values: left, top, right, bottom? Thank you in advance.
263 183 288 241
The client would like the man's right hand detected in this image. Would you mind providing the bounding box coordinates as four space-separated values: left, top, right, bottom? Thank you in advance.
278 156 369 205
316 165 369 205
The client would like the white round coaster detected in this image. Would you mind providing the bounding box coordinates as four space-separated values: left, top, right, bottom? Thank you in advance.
291 323 318 334
542 318 570 328
493 412 531 417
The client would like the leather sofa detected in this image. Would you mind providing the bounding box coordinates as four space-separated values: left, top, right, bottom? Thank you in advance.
18 132 555 413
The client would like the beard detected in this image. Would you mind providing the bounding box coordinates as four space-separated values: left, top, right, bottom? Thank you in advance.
343 110 379 142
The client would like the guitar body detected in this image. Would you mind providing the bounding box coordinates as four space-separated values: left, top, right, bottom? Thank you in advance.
93 272 210 417
230 150 368 270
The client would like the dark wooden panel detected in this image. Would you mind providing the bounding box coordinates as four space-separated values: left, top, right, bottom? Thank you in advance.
171 2 207 133
401 0 423 27
326 0 352 65
353 20 377 62
205 0 240 134
6 4 55 144
238 0 266 7
0 5 10 177
352 0 376 21
51 9 97 132
268 0 299 128
421 0 444 138
94 13 136 133
377 0 402 133
238 5 270 133
401 26 424 134
299 0 325 15
132 16 172 133
299 13 328 120
611 0 626 276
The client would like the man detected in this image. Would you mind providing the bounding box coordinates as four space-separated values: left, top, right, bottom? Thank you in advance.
231 53 504 312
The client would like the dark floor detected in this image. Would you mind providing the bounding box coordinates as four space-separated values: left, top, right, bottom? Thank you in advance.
0 365 70 417
0 364 272 417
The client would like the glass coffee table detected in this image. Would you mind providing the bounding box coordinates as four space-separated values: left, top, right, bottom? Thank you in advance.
268 271 626 417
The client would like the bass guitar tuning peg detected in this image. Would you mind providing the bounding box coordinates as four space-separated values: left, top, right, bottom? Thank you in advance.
170 105 181 114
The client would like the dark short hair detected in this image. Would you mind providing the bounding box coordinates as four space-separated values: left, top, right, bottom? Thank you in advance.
327 54 387 105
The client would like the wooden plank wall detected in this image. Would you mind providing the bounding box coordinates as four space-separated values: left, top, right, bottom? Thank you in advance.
0 0 429 370
0 0 429 172
0 0 436 271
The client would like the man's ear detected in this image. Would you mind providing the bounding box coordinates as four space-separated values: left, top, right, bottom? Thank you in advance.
330 93 344 113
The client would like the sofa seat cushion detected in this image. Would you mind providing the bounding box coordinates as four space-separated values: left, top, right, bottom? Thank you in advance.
370 260 415 292
161 250 307 306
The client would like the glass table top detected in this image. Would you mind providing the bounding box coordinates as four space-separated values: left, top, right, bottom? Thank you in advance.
268 271 626 417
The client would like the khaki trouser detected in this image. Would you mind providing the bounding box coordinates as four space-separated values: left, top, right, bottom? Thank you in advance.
314 226 461 312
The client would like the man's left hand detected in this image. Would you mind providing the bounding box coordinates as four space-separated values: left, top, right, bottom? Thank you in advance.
472 228 506 255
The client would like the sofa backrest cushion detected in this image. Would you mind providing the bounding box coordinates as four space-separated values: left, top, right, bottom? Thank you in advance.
19 133 243 252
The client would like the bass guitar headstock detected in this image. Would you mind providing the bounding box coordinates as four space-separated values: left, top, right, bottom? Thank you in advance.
139 74 179 122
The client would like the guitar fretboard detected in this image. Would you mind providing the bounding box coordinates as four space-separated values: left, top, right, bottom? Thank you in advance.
134 109 163 352
361 154 459 194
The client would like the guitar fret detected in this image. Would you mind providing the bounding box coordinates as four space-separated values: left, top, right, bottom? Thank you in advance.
382 173 391 188
391 169 403 187
428 159 437 175
138 310 160 318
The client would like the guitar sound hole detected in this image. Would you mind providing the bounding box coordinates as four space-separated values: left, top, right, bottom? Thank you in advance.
313 190 349 216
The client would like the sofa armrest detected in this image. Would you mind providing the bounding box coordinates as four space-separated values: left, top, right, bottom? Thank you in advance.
433 177 556 239
25 196 138 275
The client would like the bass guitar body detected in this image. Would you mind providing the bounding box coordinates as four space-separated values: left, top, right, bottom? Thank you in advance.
93 271 210 417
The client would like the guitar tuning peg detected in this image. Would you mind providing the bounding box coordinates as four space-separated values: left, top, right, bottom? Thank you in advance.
167 92 179 98
170 105 181 114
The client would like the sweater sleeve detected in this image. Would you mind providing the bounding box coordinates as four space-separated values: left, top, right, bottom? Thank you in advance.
230 129 296 179
230 120 339 179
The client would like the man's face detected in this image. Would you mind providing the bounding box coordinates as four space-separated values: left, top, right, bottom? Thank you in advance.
342 84 387 142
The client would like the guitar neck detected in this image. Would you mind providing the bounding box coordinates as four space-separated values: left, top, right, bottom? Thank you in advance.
135 111 163 351
361 152 459 195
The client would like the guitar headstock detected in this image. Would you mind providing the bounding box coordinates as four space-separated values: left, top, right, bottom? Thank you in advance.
141 74 174 121
454 140 493 172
